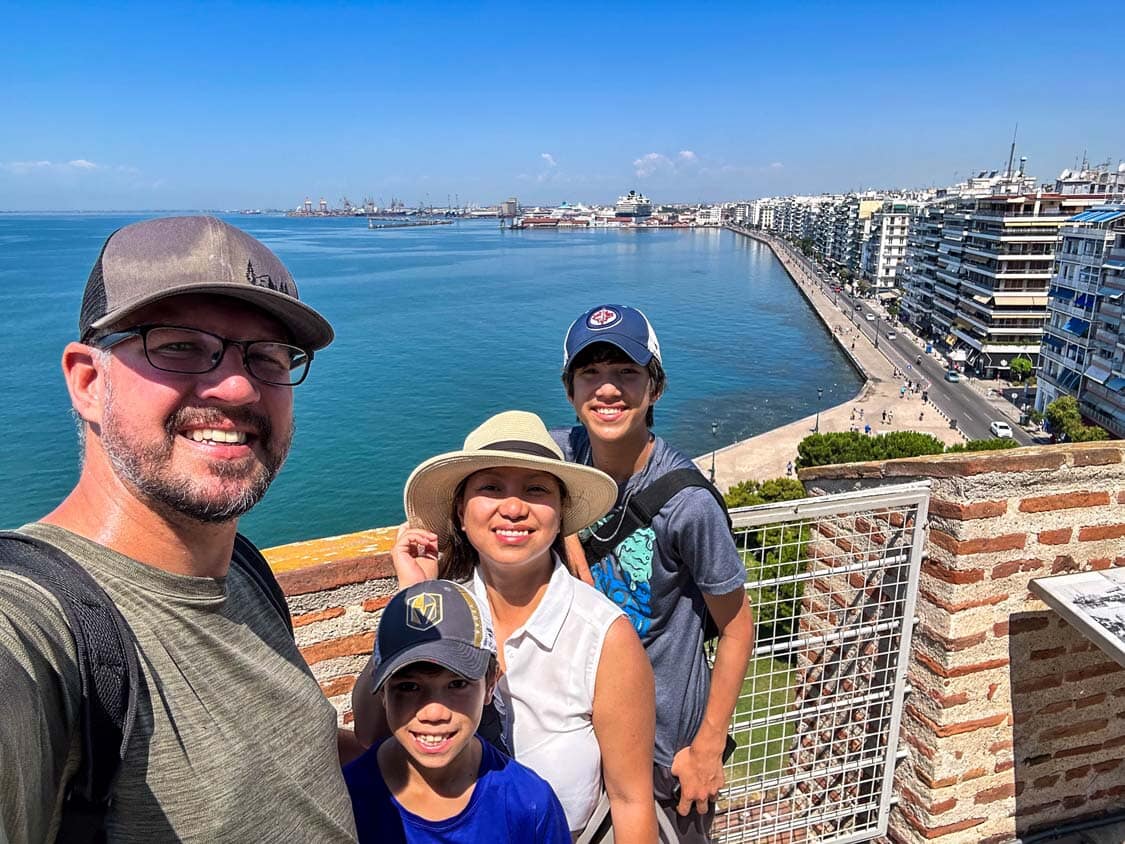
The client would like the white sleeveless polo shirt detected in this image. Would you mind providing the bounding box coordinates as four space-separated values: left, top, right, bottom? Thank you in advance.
472 558 624 832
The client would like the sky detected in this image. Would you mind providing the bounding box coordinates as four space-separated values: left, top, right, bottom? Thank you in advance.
2 0 1122 211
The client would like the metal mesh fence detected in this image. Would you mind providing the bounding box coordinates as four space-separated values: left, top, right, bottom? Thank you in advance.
714 482 929 844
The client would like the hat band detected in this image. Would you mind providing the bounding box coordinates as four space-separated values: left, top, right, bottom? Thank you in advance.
480 440 559 461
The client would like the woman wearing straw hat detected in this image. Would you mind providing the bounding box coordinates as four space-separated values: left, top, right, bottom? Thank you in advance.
354 411 658 842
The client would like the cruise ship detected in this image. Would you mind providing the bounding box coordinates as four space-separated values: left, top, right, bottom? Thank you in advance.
615 190 653 218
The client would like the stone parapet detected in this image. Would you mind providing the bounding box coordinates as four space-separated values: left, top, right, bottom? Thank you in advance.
800 441 1125 843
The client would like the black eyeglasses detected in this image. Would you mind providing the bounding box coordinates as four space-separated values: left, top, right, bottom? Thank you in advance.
92 324 313 387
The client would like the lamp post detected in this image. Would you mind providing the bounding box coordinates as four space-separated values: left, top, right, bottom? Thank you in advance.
814 386 825 433
873 316 880 349
709 420 719 484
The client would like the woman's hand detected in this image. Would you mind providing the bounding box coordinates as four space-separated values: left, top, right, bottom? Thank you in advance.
391 523 440 587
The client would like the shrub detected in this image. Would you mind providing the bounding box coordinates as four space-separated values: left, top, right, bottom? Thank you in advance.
945 438 1019 453
796 430 945 469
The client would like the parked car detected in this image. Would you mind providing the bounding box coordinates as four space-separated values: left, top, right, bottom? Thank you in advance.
886 331 897 340
944 370 961 382
866 313 876 321
989 420 1014 438
855 302 862 310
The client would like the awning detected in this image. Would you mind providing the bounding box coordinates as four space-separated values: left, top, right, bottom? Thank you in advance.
1059 368 1081 391
1074 293 1093 309
995 295 1048 307
1097 286 1124 300
1063 317 1091 336
876 291 899 300
971 294 991 305
1107 376 1125 393
1085 365 1112 385
1043 334 1065 350
1105 259 1125 270
1068 209 1125 223
1050 286 1075 301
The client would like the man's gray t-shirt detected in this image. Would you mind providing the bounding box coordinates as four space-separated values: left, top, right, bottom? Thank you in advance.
0 523 357 844
554 428 746 767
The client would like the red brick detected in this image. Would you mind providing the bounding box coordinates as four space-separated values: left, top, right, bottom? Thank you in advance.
918 586 1008 613
975 782 1016 804
929 689 970 707
1065 764 1091 781
277 553 395 596
1079 524 1125 542
319 674 356 698
1091 557 1114 571
987 683 1000 700
1032 774 1059 789
1040 718 1109 741
1062 796 1087 811
1030 646 1068 661
1010 615 1050 634
1019 491 1110 512
1052 555 1081 574
1120 491 1125 504
878 450 1066 478
923 627 987 651
989 739 1014 753
342 710 354 725
923 560 985 584
291 606 346 628
1092 784 1125 801
914 650 1010 679
906 704 1008 737
915 770 957 789
1054 741 1106 759
1038 528 1073 545
299 632 373 665
929 797 957 815
1012 674 1063 694
1093 759 1122 775
992 558 1044 580
897 805 986 838
362 596 392 613
1116 556 1125 567
929 499 1007 520
995 759 1014 773
961 766 988 781
1072 448 1123 467
930 530 1026 555
1076 693 1107 710
1065 662 1122 683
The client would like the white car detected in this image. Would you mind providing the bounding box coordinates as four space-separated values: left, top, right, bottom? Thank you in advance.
989 420 1014 439
886 331 897 340
866 313 876 322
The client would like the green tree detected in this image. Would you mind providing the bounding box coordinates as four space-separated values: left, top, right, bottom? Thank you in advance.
886 299 900 319
1008 356 1033 382
725 477 806 508
1044 396 1108 441
796 430 946 469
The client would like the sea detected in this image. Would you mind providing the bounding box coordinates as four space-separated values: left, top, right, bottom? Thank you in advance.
0 214 862 547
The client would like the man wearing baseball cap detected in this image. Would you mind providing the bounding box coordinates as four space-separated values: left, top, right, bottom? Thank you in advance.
0 217 356 841
344 580 569 842
557 304 754 843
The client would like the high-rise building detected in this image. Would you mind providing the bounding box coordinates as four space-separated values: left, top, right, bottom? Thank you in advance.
861 201 921 290
1036 204 1125 436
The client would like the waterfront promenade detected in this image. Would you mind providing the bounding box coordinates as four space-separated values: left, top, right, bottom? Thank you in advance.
695 228 966 491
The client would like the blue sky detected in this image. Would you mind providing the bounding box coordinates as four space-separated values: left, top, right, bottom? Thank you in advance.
2 1 1121 210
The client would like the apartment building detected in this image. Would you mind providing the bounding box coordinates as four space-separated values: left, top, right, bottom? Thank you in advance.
861 201 921 289
1035 204 1125 436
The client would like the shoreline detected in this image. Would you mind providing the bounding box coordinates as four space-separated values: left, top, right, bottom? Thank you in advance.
694 226 965 490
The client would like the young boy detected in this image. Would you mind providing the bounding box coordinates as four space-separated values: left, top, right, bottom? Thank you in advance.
555 304 755 843
344 580 569 843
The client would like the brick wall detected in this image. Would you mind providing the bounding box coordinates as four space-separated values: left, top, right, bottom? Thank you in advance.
801 442 1125 843
263 526 399 724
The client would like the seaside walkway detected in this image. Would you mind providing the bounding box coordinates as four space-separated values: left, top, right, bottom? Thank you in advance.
695 228 965 491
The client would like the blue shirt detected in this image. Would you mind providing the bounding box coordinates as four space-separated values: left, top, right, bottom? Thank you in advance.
344 736 571 843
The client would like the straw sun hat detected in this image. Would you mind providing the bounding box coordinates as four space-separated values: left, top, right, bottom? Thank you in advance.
404 410 618 543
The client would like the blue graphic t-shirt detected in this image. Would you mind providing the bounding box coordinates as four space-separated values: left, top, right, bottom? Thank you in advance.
344 736 570 843
553 427 747 767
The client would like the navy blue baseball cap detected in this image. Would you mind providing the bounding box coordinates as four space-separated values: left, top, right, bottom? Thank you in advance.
563 304 662 373
371 580 496 693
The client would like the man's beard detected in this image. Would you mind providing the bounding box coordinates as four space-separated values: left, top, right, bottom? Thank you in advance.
100 383 292 524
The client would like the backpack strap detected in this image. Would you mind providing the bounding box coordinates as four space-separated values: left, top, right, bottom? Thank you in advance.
0 531 140 844
230 533 293 636
582 467 730 562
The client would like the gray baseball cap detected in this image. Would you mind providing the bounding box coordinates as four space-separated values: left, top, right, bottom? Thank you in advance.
79 216 334 351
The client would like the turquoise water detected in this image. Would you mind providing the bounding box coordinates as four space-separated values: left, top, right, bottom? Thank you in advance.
0 215 861 546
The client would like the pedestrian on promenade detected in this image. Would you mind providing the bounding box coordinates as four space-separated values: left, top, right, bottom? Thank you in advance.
786 460 794 476
881 410 886 424
0 217 356 842
864 424 872 436
919 411 925 422
554 305 754 843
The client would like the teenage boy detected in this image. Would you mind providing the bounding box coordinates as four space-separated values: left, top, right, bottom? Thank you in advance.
344 580 570 843
556 304 755 843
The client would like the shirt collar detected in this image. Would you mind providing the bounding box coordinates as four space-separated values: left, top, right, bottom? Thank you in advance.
470 555 573 650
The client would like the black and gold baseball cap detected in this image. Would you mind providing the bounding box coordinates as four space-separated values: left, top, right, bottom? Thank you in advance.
371 580 497 693
79 216 333 351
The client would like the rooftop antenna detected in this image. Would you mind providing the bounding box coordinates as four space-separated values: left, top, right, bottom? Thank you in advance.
1005 123 1019 180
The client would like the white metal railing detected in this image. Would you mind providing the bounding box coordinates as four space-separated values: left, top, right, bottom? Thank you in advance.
714 482 930 844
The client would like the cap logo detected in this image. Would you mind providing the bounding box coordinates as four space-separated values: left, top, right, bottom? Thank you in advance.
246 260 286 293
406 593 443 630
587 307 620 329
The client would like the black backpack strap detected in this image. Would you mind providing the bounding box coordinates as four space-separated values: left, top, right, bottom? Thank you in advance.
230 533 293 636
0 531 140 844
